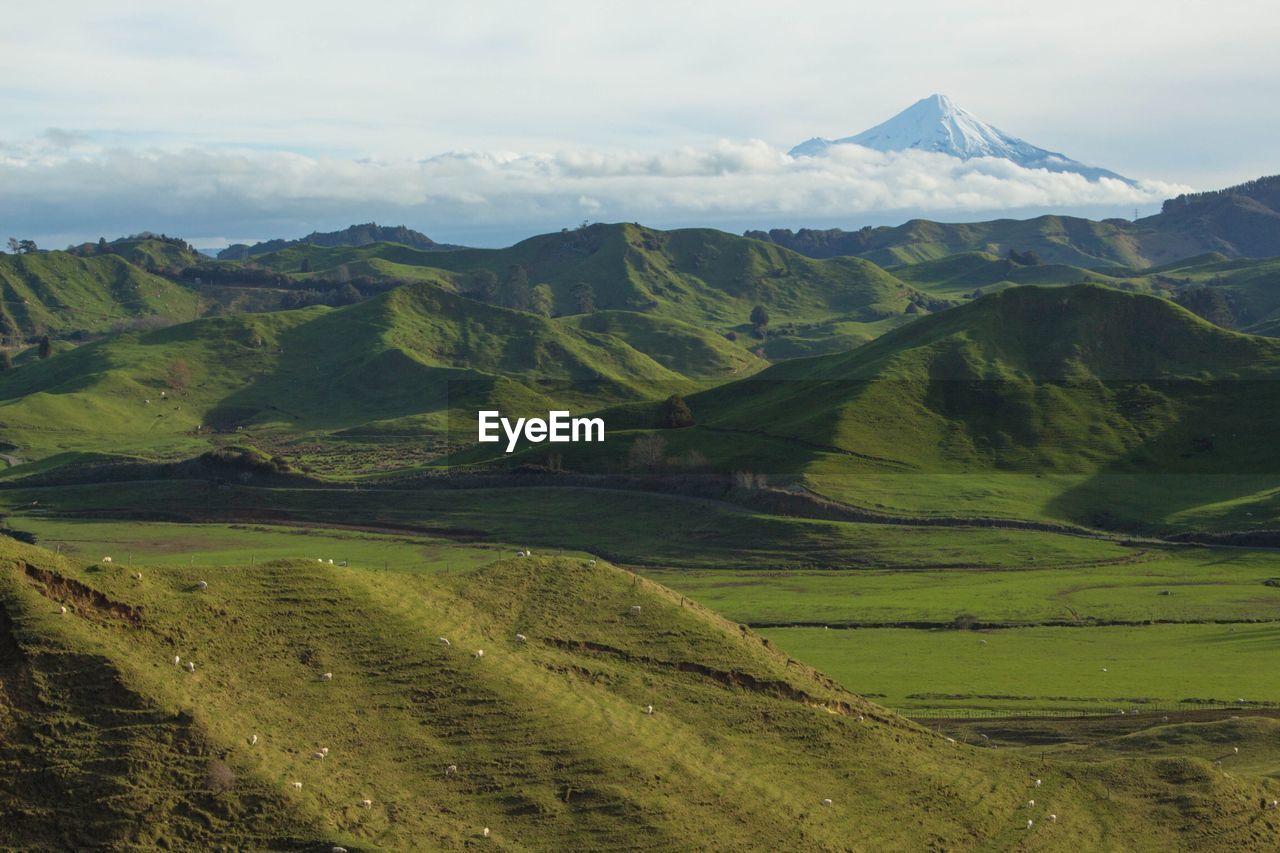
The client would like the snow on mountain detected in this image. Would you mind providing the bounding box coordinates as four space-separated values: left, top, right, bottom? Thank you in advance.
790 94 1133 184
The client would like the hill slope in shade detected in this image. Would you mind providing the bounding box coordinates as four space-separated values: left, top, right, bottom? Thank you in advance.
2 538 1277 850
790 94 1132 183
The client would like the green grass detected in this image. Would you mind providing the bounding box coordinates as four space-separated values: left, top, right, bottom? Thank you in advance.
5 536 1280 849
0 280 724 467
643 545 1280 626
0 251 198 336
760 623 1280 716
5 517 511 573
0 480 1137 570
251 223 937 359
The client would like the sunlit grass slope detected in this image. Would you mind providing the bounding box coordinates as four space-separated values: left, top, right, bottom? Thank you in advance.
3 537 1280 850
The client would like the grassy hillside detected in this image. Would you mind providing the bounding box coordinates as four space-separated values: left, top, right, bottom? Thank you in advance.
512 285 1280 532
0 252 198 337
0 280 756 468
3 536 1278 850
249 223 934 358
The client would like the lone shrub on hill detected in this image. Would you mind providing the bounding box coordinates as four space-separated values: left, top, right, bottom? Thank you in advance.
0 351 10 372
660 393 694 428
37 336 51 359
750 304 770 338
530 283 555 317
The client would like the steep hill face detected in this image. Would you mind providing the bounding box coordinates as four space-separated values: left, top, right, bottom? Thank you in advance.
2 539 1275 850
0 280 755 464
1152 175 1280 259
0 253 199 339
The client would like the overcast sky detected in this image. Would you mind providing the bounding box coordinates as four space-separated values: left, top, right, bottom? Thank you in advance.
2 0 1277 247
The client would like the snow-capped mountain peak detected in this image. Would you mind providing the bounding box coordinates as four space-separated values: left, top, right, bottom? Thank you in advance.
790 94 1131 183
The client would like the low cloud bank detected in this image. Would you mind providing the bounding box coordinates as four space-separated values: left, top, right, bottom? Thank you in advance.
0 135 1186 247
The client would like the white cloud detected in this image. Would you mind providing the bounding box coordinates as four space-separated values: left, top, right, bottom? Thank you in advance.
1 136 1186 247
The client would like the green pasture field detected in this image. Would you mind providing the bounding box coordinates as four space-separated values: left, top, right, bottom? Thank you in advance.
5 517 510 573
643 546 1280 626
760 623 1280 716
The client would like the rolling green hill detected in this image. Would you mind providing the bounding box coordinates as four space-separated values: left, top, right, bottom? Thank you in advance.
521 285 1280 533
3 537 1277 850
0 252 199 338
248 223 935 358
0 280 760 468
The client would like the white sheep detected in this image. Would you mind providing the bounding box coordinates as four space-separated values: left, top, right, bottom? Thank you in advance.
184 661 196 673
439 637 451 647
482 828 490 838
196 580 208 590
1101 667 1108 672
321 747 329 755
1027 800 1035 808
59 605 68 615
1026 819 1034 829
857 715 865 722
446 764 458 776
250 735 258 746
102 556 113 563
1048 814 1057 823
321 672 333 681
644 704 654 715
133 572 143 580
588 559 597 565
173 655 181 666
1034 779 1041 787
360 798 373 808
630 605 642 616
332 848 347 853
291 781 303 790
327 559 334 565
821 798 833 806
516 550 527 558
1233 747 1239 754
474 649 485 659
312 751 326 760
515 633 527 642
